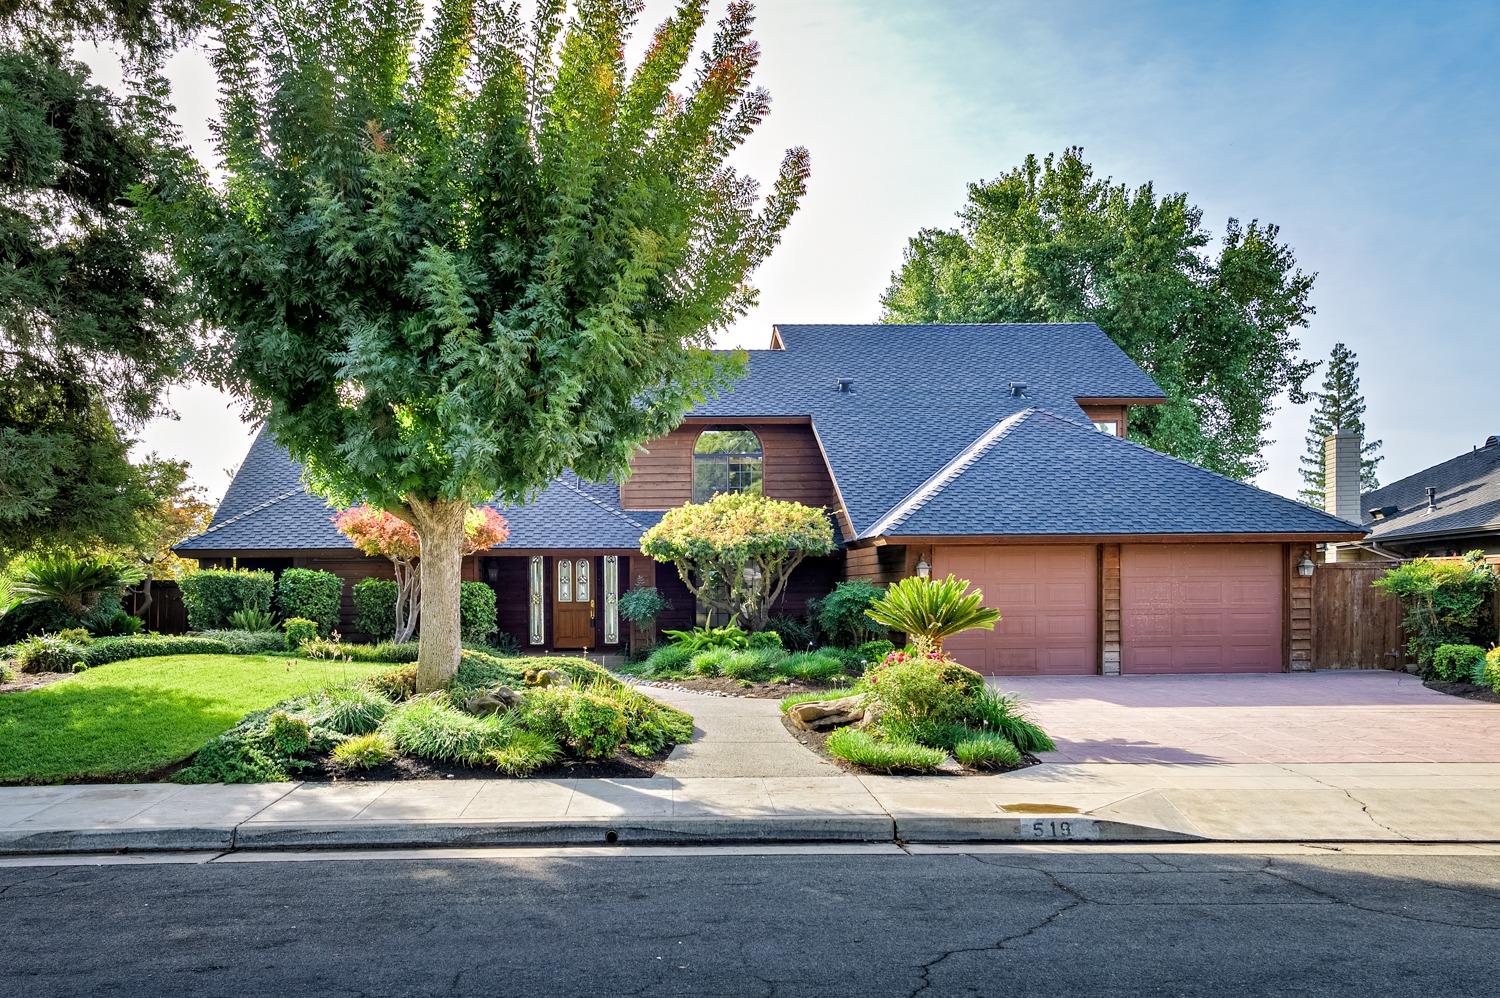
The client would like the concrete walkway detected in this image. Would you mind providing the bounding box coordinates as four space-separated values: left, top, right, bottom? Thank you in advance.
6 763 1500 853
644 686 839 779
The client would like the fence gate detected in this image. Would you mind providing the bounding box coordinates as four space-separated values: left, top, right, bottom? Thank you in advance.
1311 562 1406 670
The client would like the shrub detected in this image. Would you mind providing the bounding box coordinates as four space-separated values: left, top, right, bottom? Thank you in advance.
826 727 945 773
486 729 562 775
747 629 783 651
75 634 232 668
560 692 629 759
865 574 1002 654
459 581 498 643
228 607 278 632
11 634 89 673
197 629 291 655
722 649 783 681
765 613 819 650
0 660 13 684
817 581 887 647
330 732 396 770
642 642 694 677
304 685 393 735
1431 644 1488 683
55 627 93 644
383 695 513 765
690 647 737 676
276 568 343 635
968 687 1056 754
858 639 895 667
179 569 275 630
583 677 694 755
618 586 670 624
864 652 986 727
777 651 847 682
267 710 312 755
953 730 1022 769
352 578 398 641
282 617 318 651
94 610 144 636
1486 647 1500 695
1373 554 1498 666
663 623 749 653
369 664 418 701
174 703 342 784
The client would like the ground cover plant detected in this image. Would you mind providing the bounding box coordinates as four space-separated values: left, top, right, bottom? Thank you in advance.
172 651 693 783
626 623 884 691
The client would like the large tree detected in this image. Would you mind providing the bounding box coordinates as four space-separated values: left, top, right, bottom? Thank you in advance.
0 6 203 557
181 0 808 691
882 148 1317 479
1298 342 1382 504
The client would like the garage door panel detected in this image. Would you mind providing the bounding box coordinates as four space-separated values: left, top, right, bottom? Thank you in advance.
1122 544 1283 674
933 544 1099 676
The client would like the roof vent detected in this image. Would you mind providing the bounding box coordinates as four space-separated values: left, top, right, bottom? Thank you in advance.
1368 504 1398 521
1487 435 1500 448
1008 381 1028 398
836 378 854 393
1426 486 1438 511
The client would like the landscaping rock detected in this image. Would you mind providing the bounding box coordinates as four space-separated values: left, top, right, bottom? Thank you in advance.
463 688 523 716
525 669 569 688
786 694 875 732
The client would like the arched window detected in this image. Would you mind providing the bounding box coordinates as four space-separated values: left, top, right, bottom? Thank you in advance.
693 426 763 502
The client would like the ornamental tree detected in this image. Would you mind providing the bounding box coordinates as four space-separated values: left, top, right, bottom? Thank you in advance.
180 0 808 690
335 505 509 643
640 492 833 630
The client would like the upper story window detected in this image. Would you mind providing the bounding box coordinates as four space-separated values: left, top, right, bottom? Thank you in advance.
1092 420 1119 435
693 426 763 502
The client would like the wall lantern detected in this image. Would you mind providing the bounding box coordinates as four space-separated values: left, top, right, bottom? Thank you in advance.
915 556 931 579
1297 553 1316 577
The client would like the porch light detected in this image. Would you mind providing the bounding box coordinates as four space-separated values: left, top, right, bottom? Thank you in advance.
915 556 931 579
1297 554 1316 577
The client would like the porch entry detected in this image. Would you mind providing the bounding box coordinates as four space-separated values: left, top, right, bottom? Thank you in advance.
527 554 622 650
553 557 594 649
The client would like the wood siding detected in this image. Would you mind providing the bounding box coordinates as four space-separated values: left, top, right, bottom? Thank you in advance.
843 544 915 585
1100 543 1121 675
1286 544 1314 671
1080 404 1128 438
619 421 840 514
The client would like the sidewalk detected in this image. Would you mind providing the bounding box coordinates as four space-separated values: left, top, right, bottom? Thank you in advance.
5 762 1500 854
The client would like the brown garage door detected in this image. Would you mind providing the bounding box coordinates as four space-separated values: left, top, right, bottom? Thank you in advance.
1121 544 1283 674
933 545 1098 675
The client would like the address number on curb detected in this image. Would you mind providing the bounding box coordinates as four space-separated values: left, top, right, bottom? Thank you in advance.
1021 817 1099 841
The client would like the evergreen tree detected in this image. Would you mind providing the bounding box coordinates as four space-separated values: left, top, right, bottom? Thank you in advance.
178 0 809 691
1299 342 1382 504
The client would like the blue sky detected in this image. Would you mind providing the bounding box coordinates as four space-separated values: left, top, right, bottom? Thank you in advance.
120 0 1500 501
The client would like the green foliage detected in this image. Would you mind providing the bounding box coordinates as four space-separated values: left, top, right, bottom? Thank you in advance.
748 630 783 651
174 700 347 786
352 578 398 641
722 649 780 681
642 494 835 630
882 147 1317 479
369 665 418 701
281 617 318 652
227 607 277 632
95 610 144 636
952 730 1022 769
179 569 274 631
302 685 393 736
561 692 630 760
817 581 886 647
266 710 311 755
967 688 1056 754
1373 554 1498 666
826 727 945 773
76 634 233 668
330 732 396 770
664 623 750 653
485 729 562 776
5 554 144 630
778 651 846 682
196 629 288 655
1486 648 1500 695
275 569 343 635
450 648 528 694
690 647 738 676
642 642 695 678
1431 644 1488 684
583 680 693 757
865 575 1001 653
11 634 89 673
863 652 986 728
766 613 819 651
619 587 671 624
1298 342 1383 503
858 639 895 667
459 581 497 643
383 695 514 765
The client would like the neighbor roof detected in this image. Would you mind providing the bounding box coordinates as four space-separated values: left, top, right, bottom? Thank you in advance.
864 408 1365 538
1360 437 1500 543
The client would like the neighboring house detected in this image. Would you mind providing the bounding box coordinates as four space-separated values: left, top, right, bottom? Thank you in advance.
177 323 1362 675
1348 435 1500 558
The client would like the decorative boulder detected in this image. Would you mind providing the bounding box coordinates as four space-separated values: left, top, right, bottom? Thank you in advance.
524 668 569 688
786 695 879 732
464 687 523 716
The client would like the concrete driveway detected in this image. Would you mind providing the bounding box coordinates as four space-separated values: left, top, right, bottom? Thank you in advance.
992 670 1500 764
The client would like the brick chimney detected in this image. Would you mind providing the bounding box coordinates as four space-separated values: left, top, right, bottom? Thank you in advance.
1324 431 1363 561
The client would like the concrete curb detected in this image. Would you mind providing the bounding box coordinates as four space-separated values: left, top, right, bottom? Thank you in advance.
0 826 236 854
891 815 1202 844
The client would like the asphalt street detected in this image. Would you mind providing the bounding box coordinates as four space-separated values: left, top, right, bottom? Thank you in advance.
3 845 1498 997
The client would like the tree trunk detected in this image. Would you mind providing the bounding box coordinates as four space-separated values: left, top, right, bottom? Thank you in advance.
392 559 420 643
410 497 469 693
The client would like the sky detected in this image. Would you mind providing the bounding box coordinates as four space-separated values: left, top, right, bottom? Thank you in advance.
97 0 1500 504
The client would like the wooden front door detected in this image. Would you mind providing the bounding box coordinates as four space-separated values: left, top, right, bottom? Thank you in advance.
552 557 596 649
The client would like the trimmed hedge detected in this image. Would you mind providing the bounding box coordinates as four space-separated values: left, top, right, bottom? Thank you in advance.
78 635 233 668
352 578 398 641
460 581 498 643
276 568 343 635
1432 643 1488 683
197 629 291 655
179 569 274 630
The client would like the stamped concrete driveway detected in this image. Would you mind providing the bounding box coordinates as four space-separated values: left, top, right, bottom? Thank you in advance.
992 670 1500 764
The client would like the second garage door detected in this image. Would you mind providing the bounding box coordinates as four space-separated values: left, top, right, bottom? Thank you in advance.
1121 544 1283 674
933 545 1098 675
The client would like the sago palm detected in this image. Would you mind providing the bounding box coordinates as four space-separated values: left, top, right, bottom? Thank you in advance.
8 555 144 617
864 574 1001 653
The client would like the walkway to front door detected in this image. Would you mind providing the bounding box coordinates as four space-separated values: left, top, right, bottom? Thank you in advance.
993 671 1500 764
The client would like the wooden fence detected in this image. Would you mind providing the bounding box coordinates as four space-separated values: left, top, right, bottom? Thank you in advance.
126 581 188 634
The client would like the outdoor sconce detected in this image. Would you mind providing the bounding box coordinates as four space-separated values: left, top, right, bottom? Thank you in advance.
1297 553 1316 577
915 556 931 579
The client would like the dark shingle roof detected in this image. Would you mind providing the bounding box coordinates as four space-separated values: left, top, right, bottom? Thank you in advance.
867 408 1363 538
1361 439 1500 542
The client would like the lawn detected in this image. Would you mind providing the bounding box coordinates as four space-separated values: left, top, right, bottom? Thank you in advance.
0 655 387 784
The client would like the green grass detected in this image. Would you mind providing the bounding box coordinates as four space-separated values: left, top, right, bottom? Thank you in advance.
825 727 946 773
0 654 385 784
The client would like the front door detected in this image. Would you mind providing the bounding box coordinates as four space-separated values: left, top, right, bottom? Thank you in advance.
552 557 596 649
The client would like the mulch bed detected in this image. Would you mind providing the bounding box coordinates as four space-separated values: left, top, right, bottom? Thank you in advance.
637 676 849 700
1424 679 1500 704
304 746 673 783
779 713 1039 777
0 671 70 695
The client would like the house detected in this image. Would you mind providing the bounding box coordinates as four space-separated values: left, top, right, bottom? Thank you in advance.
1330 433 1500 559
177 323 1363 675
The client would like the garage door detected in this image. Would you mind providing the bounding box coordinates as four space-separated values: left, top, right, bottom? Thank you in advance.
1121 544 1283 674
933 545 1098 675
